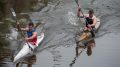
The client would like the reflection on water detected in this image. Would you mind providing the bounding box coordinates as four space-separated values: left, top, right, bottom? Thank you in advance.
86 39 95 56
51 48 62 67
0 45 12 67
70 39 96 67
0 20 12 67
16 55 36 67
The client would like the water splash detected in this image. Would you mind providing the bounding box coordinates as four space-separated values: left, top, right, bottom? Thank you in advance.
67 11 79 26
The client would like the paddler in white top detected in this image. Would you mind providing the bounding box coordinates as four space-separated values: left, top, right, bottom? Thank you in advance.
17 22 37 46
77 7 97 37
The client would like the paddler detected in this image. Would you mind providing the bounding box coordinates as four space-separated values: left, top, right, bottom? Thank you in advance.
77 7 97 37
16 22 37 46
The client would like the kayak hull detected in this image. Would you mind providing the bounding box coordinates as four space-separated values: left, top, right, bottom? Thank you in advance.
95 18 100 32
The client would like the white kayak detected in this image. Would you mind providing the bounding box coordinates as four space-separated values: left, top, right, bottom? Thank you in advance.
13 33 44 63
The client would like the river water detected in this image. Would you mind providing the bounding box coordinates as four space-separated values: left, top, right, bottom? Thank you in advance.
0 0 120 67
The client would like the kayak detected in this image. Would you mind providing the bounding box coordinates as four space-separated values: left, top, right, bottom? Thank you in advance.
13 33 44 63
78 18 100 42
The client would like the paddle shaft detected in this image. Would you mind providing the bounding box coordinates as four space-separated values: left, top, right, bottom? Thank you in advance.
75 0 85 17
70 47 85 67
10 8 33 50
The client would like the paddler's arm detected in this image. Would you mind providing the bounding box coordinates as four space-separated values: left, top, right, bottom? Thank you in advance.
77 7 84 18
25 32 37 40
16 22 29 31
20 28 29 31
90 16 97 27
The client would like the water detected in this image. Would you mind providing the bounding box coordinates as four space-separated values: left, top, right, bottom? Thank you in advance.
0 0 120 67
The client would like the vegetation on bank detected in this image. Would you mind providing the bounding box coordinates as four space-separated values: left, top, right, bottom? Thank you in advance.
0 0 48 20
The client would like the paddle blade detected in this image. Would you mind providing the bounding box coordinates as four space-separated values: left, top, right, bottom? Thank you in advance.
75 0 79 6
75 0 78 3
10 8 16 17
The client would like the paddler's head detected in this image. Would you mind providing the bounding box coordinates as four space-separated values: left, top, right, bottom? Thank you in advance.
28 22 34 31
88 9 94 18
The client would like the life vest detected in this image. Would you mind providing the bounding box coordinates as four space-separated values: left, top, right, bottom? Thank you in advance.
85 15 96 28
27 29 37 45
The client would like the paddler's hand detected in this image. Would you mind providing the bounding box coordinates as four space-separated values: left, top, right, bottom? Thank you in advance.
77 7 81 17
78 7 81 12
17 22 19 24
87 24 92 30
16 22 20 29
16 22 20 26
88 24 92 28
25 37 29 41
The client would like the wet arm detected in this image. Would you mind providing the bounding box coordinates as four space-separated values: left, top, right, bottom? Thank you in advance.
17 27 29 31
20 28 29 31
91 17 97 27
16 22 28 31
77 8 84 18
